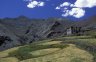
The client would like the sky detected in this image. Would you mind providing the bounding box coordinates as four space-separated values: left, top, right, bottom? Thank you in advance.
0 0 96 20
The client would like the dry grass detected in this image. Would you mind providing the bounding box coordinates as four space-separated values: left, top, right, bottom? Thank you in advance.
21 44 93 62
63 36 93 39
0 36 95 62
38 41 62 45
0 47 20 58
0 57 19 62
30 48 60 56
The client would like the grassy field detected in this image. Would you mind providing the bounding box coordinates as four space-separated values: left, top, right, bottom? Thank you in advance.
0 36 96 62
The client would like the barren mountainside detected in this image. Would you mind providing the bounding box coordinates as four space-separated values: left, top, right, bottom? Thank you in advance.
0 16 96 51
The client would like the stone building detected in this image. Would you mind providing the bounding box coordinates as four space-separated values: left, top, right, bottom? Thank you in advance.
66 26 82 36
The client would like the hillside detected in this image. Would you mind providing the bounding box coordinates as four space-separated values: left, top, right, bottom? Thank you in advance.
0 16 96 50
0 16 74 51
75 16 96 28
0 36 96 62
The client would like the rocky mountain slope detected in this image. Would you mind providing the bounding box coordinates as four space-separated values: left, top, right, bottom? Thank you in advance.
0 16 96 51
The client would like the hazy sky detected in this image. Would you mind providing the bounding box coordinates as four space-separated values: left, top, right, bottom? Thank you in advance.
0 0 96 20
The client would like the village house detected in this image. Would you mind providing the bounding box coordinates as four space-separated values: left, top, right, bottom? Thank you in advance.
66 26 83 36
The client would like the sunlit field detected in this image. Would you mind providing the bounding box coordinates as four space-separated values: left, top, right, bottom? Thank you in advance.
0 36 96 62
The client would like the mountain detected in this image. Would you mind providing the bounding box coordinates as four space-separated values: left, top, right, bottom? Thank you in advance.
0 16 96 51
0 16 74 51
75 16 96 28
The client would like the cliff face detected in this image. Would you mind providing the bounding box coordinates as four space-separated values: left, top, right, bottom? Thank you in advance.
0 16 96 51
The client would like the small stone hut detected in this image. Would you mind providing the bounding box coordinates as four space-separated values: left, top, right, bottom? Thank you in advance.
66 26 82 36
